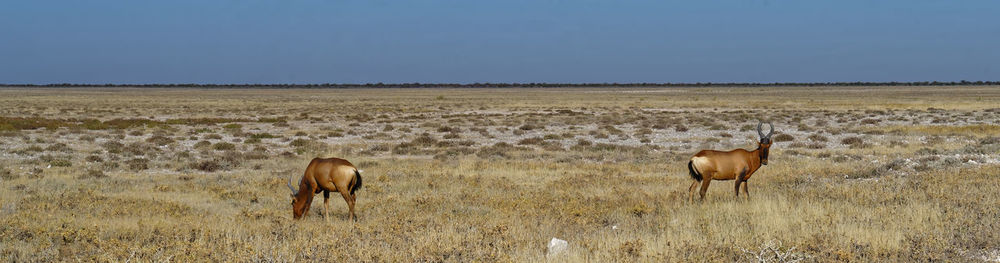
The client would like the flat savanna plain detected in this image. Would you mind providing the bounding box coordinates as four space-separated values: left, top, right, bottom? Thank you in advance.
1 86 1000 262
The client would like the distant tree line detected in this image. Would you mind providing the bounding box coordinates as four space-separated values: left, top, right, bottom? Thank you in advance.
1 81 998 88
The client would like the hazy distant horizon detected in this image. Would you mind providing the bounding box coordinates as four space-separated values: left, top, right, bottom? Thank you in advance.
2 1 998 84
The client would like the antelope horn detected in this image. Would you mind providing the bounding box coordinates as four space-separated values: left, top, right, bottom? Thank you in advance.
757 122 765 139
765 122 774 138
287 175 299 196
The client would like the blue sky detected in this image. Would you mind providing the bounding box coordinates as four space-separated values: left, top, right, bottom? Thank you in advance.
1 0 997 84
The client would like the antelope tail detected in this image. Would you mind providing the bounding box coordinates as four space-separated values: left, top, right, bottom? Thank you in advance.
687 160 702 181
350 169 363 195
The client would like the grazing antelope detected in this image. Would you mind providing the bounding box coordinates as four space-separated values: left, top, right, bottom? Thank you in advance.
687 122 773 201
288 158 363 221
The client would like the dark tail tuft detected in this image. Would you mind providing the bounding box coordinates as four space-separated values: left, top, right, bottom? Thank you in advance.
687 160 702 181
350 169 363 195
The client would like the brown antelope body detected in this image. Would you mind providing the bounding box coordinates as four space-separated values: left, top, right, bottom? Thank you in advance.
687 122 773 201
288 158 363 221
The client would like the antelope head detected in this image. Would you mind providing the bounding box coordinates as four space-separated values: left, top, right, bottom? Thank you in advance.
756 122 774 165
288 175 308 219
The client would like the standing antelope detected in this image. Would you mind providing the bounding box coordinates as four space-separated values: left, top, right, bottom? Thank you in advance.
288 157 363 221
687 122 773 201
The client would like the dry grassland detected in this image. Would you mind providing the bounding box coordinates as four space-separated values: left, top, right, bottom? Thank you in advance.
1 86 1000 262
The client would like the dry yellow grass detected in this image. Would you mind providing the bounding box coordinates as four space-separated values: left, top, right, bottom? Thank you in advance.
1 86 999 262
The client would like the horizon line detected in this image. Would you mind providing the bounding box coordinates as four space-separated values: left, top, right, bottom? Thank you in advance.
2 81 1000 88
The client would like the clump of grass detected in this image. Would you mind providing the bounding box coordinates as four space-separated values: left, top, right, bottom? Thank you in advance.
124 142 158 156
1 167 16 181
146 135 174 146
12 145 43 155
289 139 310 147
738 240 810 262
249 133 278 139
49 159 72 167
772 133 795 142
193 140 212 149
190 159 223 172
517 137 545 145
476 142 528 159
411 133 438 146
518 124 540 131
102 141 124 154
841 136 866 148
392 135 439 155
78 169 106 179
125 158 149 171
847 159 907 179
45 143 71 152
618 239 645 258
437 126 459 133
861 118 881 125
807 134 828 142
212 142 236 151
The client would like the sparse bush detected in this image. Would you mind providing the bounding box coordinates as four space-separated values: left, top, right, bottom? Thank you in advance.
674 125 688 132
